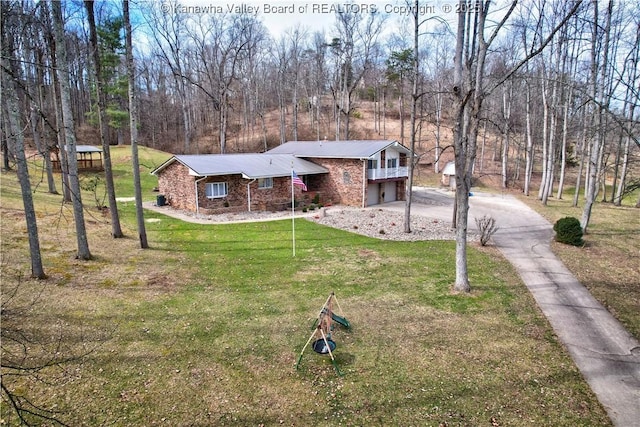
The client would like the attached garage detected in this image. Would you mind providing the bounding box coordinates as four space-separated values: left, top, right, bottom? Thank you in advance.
367 181 401 206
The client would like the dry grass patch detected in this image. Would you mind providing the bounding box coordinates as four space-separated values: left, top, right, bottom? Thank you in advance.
519 195 640 339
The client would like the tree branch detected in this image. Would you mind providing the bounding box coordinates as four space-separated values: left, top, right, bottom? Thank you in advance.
487 0 584 95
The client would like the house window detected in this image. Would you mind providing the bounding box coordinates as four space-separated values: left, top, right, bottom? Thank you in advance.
205 182 228 198
387 158 397 168
258 177 273 189
367 159 378 169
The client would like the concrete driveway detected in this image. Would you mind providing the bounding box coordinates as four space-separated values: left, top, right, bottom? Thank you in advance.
400 188 640 427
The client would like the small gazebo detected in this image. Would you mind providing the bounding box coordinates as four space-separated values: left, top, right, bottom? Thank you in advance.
51 145 103 172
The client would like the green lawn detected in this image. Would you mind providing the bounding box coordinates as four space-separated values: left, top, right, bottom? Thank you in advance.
1 147 612 426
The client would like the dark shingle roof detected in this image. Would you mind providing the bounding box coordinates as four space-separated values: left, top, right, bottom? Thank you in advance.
152 153 328 179
266 140 410 158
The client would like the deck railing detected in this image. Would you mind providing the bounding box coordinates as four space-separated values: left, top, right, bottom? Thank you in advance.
367 166 408 180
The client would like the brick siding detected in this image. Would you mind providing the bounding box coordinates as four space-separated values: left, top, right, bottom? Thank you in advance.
157 161 197 211
157 162 304 212
305 158 366 207
157 156 405 213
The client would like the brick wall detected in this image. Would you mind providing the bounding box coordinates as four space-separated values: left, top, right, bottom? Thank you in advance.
158 162 300 212
157 157 404 213
196 175 300 212
157 161 197 211
306 158 366 207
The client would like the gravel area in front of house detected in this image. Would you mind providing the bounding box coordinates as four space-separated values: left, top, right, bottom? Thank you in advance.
309 206 476 242
166 207 297 223
147 202 476 242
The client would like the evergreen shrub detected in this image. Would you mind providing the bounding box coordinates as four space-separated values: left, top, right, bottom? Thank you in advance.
553 216 584 246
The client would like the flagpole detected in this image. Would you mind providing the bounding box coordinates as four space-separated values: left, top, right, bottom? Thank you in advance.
291 167 296 257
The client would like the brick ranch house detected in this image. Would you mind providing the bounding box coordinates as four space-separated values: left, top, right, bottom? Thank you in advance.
151 140 412 214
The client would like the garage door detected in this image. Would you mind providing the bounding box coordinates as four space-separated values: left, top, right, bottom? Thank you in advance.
367 183 379 206
384 181 397 202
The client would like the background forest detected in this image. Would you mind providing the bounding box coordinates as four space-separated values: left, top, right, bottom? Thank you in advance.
2 0 638 205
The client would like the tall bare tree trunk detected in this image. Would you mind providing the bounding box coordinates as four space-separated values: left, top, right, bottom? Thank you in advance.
52 0 92 260
404 0 419 234
452 2 483 293
434 89 443 173
479 120 487 173
573 108 588 207
556 93 570 200
500 80 512 188
85 1 123 238
45 19 71 202
557 23 578 200
538 74 549 200
124 0 148 248
219 92 228 153
29 108 58 195
24 32 58 195
399 94 405 144
582 0 612 232
382 89 387 139
539 40 562 206
542 75 558 205
54 82 71 202
451 0 582 292
1 30 46 279
523 80 534 196
613 23 639 206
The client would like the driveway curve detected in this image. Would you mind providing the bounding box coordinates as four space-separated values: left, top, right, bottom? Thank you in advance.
406 188 640 427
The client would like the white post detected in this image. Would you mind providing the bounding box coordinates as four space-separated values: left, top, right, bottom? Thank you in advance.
291 168 296 257
195 176 207 215
246 179 256 212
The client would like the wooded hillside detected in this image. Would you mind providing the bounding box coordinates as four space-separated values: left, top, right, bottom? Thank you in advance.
2 0 638 204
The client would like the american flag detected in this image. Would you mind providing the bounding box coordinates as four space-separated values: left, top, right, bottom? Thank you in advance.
292 171 307 191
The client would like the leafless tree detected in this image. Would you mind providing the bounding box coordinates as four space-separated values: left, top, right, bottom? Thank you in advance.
274 34 290 144
306 31 330 141
403 0 420 234
1 3 46 279
286 26 307 142
613 20 639 206
451 0 583 292
424 24 454 173
123 0 148 248
84 0 123 238
329 9 384 140
581 0 613 232
21 3 59 195
51 0 92 260
146 0 193 152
